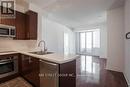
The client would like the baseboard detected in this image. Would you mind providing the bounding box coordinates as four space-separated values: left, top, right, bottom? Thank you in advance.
123 73 130 87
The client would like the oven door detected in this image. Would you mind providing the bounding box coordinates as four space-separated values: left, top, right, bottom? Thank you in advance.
0 28 9 36
0 59 18 78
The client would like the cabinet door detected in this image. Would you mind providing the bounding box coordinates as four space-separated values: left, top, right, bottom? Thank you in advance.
21 55 40 87
28 57 40 87
0 9 15 26
1 17 15 26
26 10 37 40
15 11 26 40
21 55 32 74
59 60 76 87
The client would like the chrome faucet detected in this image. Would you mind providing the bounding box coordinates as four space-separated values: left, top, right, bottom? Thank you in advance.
38 40 47 53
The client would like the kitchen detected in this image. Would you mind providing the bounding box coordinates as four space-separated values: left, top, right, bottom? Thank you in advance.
0 0 78 87
0 0 130 87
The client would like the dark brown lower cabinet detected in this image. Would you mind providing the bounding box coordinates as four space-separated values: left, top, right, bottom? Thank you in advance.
59 60 76 87
20 55 40 87
20 55 76 87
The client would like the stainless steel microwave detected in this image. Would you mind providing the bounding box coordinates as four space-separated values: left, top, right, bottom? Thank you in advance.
0 24 16 37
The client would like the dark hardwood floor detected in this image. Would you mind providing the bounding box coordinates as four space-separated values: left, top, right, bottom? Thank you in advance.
76 56 128 87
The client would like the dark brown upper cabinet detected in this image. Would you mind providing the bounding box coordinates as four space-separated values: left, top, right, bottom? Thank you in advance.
0 6 15 26
0 17 15 26
0 10 38 40
15 10 38 40
15 11 26 40
0 11 25 40
26 10 38 40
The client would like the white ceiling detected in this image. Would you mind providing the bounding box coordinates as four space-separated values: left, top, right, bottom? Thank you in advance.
29 0 125 28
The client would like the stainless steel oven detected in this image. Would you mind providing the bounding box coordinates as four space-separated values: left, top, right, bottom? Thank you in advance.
0 55 18 78
0 24 16 37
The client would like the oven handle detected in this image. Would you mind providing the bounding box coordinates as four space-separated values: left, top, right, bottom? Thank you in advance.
0 59 14 64
0 58 17 62
0 60 12 65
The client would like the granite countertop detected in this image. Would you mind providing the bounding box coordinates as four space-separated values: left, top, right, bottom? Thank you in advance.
0 51 19 55
0 50 80 64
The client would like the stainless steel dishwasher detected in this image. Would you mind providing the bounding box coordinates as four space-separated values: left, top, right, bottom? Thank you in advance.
39 59 59 87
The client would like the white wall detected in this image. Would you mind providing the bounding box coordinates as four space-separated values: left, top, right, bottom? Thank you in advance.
42 17 75 54
100 23 107 58
124 0 130 86
74 22 107 58
106 7 125 72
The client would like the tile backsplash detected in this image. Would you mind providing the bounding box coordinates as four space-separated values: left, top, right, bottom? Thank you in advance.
0 38 37 52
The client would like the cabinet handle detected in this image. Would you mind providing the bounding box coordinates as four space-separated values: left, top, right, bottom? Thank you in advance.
39 59 58 66
29 57 32 63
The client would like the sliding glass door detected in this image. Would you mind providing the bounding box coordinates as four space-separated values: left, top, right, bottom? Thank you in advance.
80 32 86 54
86 32 93 54
79 29 100 56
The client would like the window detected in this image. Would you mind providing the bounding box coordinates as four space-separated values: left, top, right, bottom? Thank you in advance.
64 33 69 54
93 29 100 48
80 32 86 53
79 29 100 55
